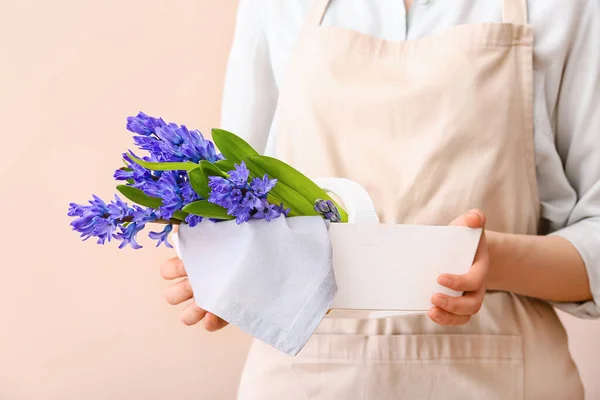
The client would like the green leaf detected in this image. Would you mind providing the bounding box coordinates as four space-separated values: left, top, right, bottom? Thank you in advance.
188 167 210 199
200 160 228 179
127 154 198 171
211 128 259 164
248 155 348 222
266 193 283 208
243 158 315 216
271 181 317 217
116 185 187 221
243 157 267 179
183 200 234 220
214 159 237 172
117 185 162 209
173 210 189 220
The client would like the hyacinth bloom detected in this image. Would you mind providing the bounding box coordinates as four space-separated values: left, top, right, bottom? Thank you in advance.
68 194 172 249
69 112 220 249
148 224 174 248
126 111 222 164
143 171 185 220
69 112 337 250
126 111 166 136
314 199 342 222
114 153 153 186
254 198 290 222
208 162 288 224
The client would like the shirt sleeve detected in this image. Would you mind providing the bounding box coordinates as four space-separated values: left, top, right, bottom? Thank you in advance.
220 0 278 154
549 0 600 319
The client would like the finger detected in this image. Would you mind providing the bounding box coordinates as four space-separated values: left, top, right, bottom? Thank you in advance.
164 278 193 305
180 301 207 326
431 290 484 316
428 306 471 326
449 209 486 229
438 235 489 292
449 209 488 268
161 257 187 280
203 313 229 332
438 262 487 292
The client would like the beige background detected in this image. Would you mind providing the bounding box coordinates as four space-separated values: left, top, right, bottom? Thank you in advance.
0 1 598 399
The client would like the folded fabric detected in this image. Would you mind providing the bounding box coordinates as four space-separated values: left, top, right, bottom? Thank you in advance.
173 216 336 356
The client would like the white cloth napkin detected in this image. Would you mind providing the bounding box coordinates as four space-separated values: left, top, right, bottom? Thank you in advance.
173 216 336 356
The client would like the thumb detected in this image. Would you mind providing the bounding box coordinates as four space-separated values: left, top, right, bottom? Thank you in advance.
449 209 486 229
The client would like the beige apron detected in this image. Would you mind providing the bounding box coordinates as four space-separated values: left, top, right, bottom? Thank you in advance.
237 0 584 398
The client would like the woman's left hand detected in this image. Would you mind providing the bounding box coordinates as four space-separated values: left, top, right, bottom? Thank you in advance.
429 209 489 326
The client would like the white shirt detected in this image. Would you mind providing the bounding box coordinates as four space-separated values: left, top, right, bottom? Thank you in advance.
220 0 600 318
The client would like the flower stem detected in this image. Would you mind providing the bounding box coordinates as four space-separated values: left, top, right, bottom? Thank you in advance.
102 214 182 225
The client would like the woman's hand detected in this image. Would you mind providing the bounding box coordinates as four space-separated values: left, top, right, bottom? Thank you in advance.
429 209 489 326
160 257 229 332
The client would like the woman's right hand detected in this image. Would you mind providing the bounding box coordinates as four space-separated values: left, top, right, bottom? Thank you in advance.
161 257 229 332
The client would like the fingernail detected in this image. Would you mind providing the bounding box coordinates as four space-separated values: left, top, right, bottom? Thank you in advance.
439 277 452 287
432 312 442 322
467 211 483 225
433 297 446 307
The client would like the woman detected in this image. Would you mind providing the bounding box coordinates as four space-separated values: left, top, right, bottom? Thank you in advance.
161 0 600 398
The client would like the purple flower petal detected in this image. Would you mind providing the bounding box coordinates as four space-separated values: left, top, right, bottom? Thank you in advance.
114 222 145 249
185 215 203 227
229 162 250 189
148 224 174 248
250 175 277 197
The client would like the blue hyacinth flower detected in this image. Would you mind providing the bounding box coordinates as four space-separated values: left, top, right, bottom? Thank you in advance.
148 224 174 248
205 162 287 224
69 194 166 249
314 199 341 223
185 215 203 227
127 112 223 164
126 112 167 136
229 161 250 189
114 222 145 249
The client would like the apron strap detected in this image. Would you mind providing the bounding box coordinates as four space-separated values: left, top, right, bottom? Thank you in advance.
306 0 332 26
502 0 528 25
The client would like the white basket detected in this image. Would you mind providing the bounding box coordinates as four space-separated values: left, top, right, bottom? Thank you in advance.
313 178 482 318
